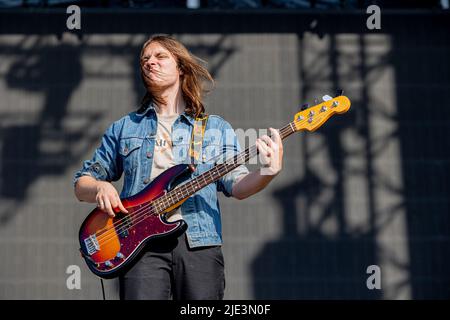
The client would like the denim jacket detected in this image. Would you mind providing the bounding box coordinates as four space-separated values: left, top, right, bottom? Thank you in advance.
73 103 249 248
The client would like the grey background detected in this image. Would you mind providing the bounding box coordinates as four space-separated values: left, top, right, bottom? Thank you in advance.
0 10 449 299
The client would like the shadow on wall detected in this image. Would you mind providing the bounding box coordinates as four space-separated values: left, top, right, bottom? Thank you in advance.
0 38 102 224
391 26 450 299
250 30 382 299
251 108 381 299
251 19 450 299
0 34 237 227
0 33 238 299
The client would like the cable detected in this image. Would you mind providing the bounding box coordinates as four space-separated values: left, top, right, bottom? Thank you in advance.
100 278 106 300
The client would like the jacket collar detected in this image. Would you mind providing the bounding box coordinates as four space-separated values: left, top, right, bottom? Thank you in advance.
137 100 195 126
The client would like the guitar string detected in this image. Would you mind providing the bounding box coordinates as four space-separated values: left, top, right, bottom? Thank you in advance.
92 110 329 248
92 111 331 248
94 137 269 245
92 112 325 248
92 123 293 245
89 138 239 240
94 143 265 247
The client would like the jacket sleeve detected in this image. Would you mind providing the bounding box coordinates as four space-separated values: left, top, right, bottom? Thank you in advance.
73 121 123 187
216 120 249 197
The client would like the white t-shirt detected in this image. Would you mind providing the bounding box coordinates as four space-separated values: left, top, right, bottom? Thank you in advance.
151 113 183 222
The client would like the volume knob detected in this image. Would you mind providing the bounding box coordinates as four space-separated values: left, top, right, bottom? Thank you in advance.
116 252 125 259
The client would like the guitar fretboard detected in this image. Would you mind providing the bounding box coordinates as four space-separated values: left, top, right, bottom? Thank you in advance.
149 120 297 215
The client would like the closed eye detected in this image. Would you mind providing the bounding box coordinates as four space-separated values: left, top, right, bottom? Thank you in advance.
141 51 170 63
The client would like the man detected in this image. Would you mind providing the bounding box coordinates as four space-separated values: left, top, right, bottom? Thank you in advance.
74 34 283 299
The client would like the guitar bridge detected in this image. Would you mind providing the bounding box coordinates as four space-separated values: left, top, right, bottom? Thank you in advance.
84 234 100 255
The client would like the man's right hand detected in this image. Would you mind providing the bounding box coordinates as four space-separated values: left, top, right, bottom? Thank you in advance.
95 181 129 218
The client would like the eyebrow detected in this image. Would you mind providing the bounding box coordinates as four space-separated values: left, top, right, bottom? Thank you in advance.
142 51 169 58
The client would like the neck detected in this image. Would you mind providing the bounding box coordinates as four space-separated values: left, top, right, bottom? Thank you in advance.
154 84 185 116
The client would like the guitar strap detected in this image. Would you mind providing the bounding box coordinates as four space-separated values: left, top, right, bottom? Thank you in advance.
189 114 209 164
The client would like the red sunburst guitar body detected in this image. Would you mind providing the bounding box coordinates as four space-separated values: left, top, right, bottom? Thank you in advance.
78 164 192 279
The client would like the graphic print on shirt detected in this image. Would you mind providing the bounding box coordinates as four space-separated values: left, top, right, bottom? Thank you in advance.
151 115 177 180
151 114 182 222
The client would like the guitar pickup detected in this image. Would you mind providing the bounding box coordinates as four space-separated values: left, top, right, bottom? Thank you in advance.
114 213 132 238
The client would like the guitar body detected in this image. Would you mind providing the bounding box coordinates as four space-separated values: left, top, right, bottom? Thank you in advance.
78 164 192 279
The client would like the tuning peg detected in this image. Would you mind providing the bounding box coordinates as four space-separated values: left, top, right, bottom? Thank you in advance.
322 95 332 102
335 89 344 97
300 103 309 110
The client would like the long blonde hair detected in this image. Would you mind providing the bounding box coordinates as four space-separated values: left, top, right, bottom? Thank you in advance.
139 35 214 118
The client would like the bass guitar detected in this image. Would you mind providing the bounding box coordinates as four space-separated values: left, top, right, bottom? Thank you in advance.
78 94 351 278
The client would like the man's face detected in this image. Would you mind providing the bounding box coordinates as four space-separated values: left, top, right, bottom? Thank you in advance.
141 41 181 90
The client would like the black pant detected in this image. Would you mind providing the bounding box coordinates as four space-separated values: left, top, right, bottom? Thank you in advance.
119 233 225 300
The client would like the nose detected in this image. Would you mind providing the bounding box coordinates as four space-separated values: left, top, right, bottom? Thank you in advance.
143 56 156 69
148 56 158 67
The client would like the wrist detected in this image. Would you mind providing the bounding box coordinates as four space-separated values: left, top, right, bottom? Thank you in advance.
259 166 281 177
95 180 107 193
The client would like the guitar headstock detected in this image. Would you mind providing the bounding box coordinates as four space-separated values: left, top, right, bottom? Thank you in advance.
293 95 351 132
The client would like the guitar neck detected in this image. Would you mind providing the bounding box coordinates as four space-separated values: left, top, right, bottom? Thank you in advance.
154 121 297 212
